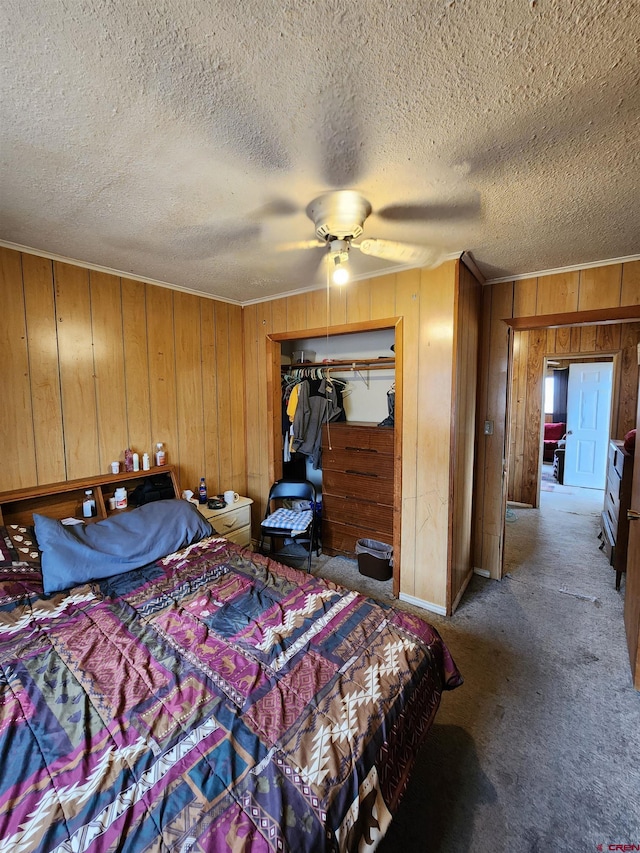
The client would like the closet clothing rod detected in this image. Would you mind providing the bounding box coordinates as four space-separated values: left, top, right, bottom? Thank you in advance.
325 363 394 373
282 357 394 372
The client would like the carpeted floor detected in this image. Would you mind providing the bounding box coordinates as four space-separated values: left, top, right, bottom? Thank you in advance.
541 462 556 483
279 487 640 851
540 461 575 493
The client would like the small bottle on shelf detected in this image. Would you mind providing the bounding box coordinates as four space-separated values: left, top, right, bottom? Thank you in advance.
142 452 150 471
124 448 134 472
155 443 166 466
198 477 208 504
114 487 128 509
82 489 96 518
132 452 140 472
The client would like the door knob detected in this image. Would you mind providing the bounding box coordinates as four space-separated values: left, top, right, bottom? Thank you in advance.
566 430 573 435
628 509 640 521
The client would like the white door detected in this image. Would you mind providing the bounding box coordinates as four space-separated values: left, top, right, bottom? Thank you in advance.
563 361 613 489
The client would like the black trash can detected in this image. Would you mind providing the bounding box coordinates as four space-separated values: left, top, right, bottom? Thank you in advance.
356 538 393 581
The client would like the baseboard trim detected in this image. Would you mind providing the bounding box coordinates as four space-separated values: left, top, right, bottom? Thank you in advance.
398 593 447 616
473 568 491 578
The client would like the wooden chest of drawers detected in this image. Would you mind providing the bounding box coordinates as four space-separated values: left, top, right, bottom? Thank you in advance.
600 440 633 589
321 422 394 557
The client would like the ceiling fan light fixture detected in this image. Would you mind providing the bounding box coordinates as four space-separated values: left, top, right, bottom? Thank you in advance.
328 238 350 285
307 191 371 241
294 190 448 282
332 259 349 285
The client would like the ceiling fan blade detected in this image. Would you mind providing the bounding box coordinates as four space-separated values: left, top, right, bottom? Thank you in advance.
170 222 262 260
274 238 325 253
377 195 481 223
320 128 366 187
249 198 301 218
304 247 329 284
358 238 442 267
317 88 367 187
272 243 327 285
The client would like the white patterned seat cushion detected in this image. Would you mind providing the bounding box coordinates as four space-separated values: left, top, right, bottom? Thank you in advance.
261 508 313 534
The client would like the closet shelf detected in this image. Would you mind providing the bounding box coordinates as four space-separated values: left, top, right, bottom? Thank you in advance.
282 357 395 372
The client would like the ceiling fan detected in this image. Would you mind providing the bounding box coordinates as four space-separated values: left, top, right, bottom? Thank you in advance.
278 189 446 285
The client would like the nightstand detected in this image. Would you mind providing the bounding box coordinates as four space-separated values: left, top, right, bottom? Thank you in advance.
196 496 253 547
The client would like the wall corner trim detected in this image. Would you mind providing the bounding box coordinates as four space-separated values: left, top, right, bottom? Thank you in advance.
398 593 447 616
461 251 486 284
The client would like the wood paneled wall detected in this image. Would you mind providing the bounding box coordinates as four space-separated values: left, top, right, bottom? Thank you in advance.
6 239 635 605
508 323 640 506
475 260 640 578
0 247 246 497
243 260 481 612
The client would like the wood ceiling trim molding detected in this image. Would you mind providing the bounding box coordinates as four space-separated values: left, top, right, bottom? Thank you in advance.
486 254 640 286
506 305 640 331
268 317 400 342
0 240 242 306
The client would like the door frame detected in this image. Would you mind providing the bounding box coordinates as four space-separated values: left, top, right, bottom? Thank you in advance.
500 312 640 687
502 310 638 569
266 317 403 597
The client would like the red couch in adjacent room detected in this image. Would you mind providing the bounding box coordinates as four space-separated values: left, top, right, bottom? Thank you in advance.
543 421 566 462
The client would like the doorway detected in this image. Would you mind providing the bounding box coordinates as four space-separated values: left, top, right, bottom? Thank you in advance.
539 356 614 503
266 317 403 597
507 352 614 596
536 360 613 584
503 329 632 586
498 315 639 687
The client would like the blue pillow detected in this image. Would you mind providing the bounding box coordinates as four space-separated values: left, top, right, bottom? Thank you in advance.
34 499 213 594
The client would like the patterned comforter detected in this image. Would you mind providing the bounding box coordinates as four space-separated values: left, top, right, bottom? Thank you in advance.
0 535 461 852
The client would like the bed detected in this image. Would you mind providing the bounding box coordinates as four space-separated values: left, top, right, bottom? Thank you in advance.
0 492 461 853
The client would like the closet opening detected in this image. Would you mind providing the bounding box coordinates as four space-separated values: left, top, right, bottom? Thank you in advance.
267 318 403 596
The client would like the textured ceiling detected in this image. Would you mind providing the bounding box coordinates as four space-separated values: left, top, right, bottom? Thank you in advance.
1 1 639 303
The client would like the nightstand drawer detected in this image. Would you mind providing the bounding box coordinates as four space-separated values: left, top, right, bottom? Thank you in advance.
212 505 250 534
607 469 621 503
609 442 626 480
196 497 253 539
604 489 619 529
600 511 615 564
223 524 252 547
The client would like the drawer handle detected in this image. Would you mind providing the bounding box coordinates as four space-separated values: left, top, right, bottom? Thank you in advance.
628 509 640 522
346 469 377 477
344 446 377 453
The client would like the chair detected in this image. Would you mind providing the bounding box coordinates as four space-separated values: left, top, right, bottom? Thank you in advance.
543 421 566 462
259 480 318 572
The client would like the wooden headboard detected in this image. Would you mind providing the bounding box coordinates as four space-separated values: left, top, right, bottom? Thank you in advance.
0 467 180 527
